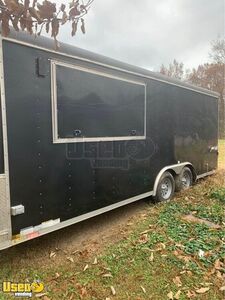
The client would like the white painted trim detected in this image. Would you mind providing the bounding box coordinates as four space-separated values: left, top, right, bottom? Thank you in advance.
153 162 193 196
0 36 12 248
54 60 146 86
8 190 153 248
197 170 216 180
53 136 147 144
2 37 219 99
51 60 147 144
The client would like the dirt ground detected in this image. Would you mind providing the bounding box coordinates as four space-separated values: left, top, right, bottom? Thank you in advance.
0 197 151 270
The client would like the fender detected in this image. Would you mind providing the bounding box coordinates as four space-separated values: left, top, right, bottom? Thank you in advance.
153 162 196 196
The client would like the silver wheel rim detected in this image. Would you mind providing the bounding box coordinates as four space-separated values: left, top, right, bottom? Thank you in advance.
160 178 173 200
181 171 191 189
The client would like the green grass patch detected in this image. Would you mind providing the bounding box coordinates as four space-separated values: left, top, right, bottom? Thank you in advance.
210 188 225 204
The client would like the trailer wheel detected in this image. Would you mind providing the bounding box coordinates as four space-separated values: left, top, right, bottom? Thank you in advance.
175 167 193 192
154 171 175 202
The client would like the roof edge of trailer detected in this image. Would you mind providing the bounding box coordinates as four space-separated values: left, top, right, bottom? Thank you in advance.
1 29 219 98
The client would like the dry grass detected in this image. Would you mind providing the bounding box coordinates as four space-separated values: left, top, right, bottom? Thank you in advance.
219 139 225 169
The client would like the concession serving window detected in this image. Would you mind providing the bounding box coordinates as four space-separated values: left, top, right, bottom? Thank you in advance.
51 60 146 143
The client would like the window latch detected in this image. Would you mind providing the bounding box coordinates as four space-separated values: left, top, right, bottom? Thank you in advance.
74 129 82 137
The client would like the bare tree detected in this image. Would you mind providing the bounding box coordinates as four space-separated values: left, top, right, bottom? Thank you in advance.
160 59 184 80
210 38 225 65
0 0 94 47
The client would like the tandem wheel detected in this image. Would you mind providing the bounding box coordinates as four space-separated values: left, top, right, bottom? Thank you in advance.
175 167 193 192
153 171 175 202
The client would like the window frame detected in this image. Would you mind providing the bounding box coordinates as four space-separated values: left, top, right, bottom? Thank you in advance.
51 60 147 144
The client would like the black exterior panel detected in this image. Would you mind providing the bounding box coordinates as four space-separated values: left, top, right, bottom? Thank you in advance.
2 38 218 235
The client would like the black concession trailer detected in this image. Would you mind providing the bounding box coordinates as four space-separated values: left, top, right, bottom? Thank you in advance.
0 30 219 250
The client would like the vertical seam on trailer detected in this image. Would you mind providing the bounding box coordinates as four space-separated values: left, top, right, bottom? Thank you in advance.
144 84 147 138
0 37 12 243
50 61 58 143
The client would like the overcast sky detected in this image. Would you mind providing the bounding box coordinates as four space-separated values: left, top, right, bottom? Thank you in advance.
55 0 224 71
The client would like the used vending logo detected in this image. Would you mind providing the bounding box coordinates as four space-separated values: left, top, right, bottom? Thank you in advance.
2 281 44 298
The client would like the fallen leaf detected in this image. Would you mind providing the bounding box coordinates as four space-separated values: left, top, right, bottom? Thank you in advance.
138 234 148 244
76 284 87 298
127 222 133 226
175 243 185 249
181 214 221 229
174 290 181 300
195 287 210 294
110 286 116 296
198 250 205 258
220 286 225 291
167 291 173 299
173 276 182 287
140 286 146 293
67 257 74 263
216 271 223 280
200 282 213 286
55 272 60 279
102 273 113 278
160 242 166 249
149 252 154 262
49 251 56 258
83 264 89 271
215 259 222 270
186 290 196 299
140 229 152 235
80 287 87 297
35 293 48 298
92 257 98 265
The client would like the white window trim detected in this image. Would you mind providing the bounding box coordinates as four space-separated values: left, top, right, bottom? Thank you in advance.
51 60 147 144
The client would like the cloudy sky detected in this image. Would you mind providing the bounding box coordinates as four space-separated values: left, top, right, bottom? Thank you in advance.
55 0 224 71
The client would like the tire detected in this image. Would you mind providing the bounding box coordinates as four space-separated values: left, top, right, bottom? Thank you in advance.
175 167 193 192
154 171 175 202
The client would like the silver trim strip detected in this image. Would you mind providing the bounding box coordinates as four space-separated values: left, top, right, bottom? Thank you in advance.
0 36 12 248
10 190 153 248
51 60 147 143
2 37 219 99
53 136 147 144
197 170 216 180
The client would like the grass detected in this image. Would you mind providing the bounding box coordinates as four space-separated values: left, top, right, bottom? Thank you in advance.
0 141 224 299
